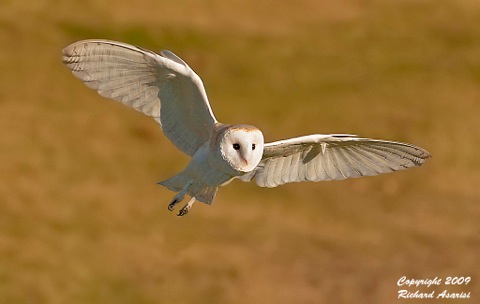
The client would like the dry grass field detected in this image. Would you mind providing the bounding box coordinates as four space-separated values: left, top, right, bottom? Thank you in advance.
1 0 479 303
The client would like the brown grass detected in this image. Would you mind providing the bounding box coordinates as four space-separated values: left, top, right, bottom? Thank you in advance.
1 0 479 303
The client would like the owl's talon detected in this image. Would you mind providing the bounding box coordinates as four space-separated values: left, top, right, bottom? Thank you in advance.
176 197 196 216
177 207 189 216
168 194 183 211
167 199 178 211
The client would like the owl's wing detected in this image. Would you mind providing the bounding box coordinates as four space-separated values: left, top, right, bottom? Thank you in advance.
62 39 217 156
240 134 430 188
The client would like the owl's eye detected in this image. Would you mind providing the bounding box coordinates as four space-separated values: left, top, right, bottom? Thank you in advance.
252 143 256 150
233 143 240 150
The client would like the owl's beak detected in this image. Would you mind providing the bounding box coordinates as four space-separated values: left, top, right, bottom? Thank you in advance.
239 150 249 166
240 155 248 166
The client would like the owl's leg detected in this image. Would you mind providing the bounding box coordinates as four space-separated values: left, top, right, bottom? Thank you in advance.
167 180 193 211
167 193 184 211
177 197 196 216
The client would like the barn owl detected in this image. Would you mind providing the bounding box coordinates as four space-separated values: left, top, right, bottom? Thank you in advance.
62 40 431 216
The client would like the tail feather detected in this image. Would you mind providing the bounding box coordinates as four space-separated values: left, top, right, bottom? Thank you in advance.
195 186 218 205
157 175 188 192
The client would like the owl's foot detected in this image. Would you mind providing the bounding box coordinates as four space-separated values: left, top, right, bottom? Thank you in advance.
177 197 196 216
167 181 193 212
167 193 184 211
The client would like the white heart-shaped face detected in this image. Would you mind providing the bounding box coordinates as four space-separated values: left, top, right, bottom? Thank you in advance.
220 125 264 172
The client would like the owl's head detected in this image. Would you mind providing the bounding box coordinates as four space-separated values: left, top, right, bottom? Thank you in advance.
219 125 264 173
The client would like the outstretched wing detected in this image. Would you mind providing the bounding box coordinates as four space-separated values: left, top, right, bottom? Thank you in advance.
62 39 217 156
241 134 430 188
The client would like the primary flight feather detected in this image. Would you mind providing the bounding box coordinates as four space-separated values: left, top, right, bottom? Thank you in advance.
62 39 431 216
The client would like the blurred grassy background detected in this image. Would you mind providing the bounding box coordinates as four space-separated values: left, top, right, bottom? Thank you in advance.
1 0 479 303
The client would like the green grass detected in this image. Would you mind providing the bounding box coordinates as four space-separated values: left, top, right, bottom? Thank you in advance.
1 0 479 303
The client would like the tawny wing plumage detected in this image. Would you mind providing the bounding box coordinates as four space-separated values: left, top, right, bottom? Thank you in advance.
241 135 431 188
62 39 217 156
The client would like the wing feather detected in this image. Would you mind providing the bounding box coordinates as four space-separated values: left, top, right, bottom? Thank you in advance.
245 135 430 187
282 154 294 183
306 154 317 181
62 39 217 156
327 147 348 179
289 152 302 183
333 147 363 178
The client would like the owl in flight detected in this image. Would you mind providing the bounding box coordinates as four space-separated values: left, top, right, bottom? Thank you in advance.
62 40 430 216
